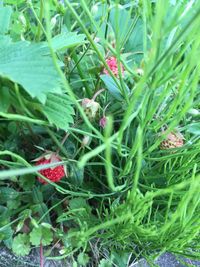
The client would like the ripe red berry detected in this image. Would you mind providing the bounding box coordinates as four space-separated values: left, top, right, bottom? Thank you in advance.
103 56 124 77
35 155 65 184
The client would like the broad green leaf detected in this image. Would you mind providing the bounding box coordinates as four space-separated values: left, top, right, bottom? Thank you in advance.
42 93 74 130
100 74 130 100
0 35 12 46
12 234 31 256
124 19 144 53
0 6 12 34
29 227 42 246
0 41 61 103
51 32 85 51
30 225 53 246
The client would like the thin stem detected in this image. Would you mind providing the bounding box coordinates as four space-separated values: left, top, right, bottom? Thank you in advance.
64 0 121 90
92 88 105 101
40 241 44 267
36 0 44 41
43 1 103 142
71 50 92 97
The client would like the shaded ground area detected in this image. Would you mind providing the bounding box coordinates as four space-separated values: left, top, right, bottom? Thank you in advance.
0 247 68 267
134 253 200 267
1 248 200 267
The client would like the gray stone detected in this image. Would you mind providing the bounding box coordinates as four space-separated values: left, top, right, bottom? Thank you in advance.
0 247 68 267
1 247 200 267
133 252 200 267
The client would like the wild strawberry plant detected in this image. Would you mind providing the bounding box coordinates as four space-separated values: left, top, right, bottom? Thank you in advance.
0 0 200 266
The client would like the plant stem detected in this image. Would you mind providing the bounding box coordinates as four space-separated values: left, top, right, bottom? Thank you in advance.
71 51 92 97
92 88 105 101
40 241 44 267
36 0 44 41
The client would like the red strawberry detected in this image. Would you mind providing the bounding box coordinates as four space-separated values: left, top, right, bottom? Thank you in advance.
35 153 65 184
103 56 124 77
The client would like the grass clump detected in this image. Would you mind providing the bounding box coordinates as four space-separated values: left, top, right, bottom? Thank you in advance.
0 0 200 265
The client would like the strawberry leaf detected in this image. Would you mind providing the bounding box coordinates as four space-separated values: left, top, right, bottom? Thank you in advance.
0 40 61 103
0 6 12 34
100 75 130 100
12 233 31 256
50 31 85 51
41 93 74 130
30 225 53 246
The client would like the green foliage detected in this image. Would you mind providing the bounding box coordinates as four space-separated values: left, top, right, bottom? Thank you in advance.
41 93 74 130
0 6 12 34
0 206 13 242
68 164 84 186
109 5 132 48
51 31 86 51
19 175 35 190
57 197 93 227
30 225 53 246
0 40 61 103
12 234 31 256
77 252 90 266
0 187 19 203
187 123 200 135
0 0 200 265
98 259 112 267
0 87 10 112
100 74 129 100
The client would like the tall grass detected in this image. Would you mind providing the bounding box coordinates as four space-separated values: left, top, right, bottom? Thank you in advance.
0 0 200 265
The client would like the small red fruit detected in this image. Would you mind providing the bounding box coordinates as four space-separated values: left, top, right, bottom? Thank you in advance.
35 154 65 184
103 56 124 77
